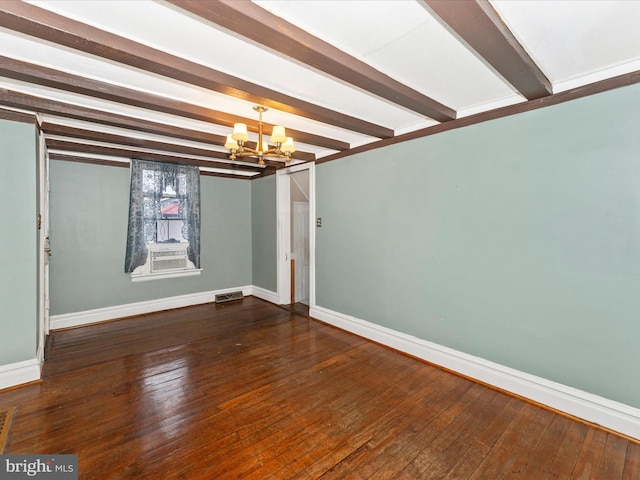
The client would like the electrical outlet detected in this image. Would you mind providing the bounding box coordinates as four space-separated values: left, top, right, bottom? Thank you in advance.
316 217 322 227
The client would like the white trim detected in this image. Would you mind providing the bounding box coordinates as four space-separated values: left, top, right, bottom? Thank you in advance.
276 162 316 306
131 268 203 282
0 358 41 391
276 170 291 304
50 286 253 330
308 164 316 308
250 286 280 304
36 343 45 368
309 305 640 440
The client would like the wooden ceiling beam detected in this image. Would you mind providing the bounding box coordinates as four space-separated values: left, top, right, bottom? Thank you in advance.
319 68 640 164
48 152 253 180
166 0 457 123
1 89 316 163
0 55 335 153
42 123 230 160
0 105 35 123
41 122 295 168
0 0 392 139
0 89 226 145
424 0 552 100
44 138 268 173
49 152 255 180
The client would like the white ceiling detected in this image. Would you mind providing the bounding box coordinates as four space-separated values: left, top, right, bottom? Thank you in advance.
1 0 639 178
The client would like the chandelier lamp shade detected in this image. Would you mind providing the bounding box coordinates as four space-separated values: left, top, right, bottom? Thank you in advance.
224 106 296 165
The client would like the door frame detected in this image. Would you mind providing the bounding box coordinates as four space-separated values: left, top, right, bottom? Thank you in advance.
36 122 50 365
276 162 315 306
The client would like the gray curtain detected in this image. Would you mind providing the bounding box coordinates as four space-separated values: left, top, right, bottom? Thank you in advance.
125 159 201 273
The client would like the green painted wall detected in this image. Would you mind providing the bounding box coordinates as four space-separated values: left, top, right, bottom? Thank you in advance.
0 119 37 364
316 83 640 408
49 161 252 315
251 175 277 292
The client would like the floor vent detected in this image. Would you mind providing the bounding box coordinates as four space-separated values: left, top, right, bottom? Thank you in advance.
0 406 15 453
215 291 244 303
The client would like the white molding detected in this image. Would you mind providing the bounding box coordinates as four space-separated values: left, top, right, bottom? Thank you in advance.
308 164 316 308
276 170 292 305
0 358 41 391
309 305 640 440
276 162 316 307
250 286 280 304
131 268 203 282
36 342 45 366
50 285 253 330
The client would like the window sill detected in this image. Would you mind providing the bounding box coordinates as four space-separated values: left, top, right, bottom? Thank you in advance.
131 268 202 282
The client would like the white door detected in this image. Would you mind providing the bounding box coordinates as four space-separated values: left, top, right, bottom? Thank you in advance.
293 202 310 304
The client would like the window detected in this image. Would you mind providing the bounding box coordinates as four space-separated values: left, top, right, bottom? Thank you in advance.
143 171 187 244
125 159 201 280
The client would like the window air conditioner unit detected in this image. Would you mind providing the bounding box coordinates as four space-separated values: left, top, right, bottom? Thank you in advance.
150 249 188 272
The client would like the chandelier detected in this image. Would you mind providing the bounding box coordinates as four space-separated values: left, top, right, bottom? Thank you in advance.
224 106 296 165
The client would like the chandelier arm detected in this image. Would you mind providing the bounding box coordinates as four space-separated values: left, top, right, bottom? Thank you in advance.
237 150 257 157
236 146 291 159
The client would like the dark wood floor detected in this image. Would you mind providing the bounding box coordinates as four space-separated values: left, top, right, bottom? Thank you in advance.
0 297 638 479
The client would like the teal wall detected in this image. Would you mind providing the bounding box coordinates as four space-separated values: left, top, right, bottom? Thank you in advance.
49 161 252 315
0 119 37 364
316 83 640 408
251 175 277 292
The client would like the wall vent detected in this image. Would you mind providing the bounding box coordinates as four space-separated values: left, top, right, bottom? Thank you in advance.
215 291 244 303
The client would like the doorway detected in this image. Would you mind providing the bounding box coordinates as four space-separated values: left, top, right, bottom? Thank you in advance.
276 163 315 310
292 201 309 304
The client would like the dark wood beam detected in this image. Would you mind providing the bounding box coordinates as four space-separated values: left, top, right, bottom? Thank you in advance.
424 0 552 100
48 152 252 180
45 138 267 173
318 69 640 164
0 88 227 145
0 106 35 124
41 122 287 168
42 123 229 159
0 55 338 152
166 0 456 122
0 55 238 125
1 89 316 163
0 0 393 139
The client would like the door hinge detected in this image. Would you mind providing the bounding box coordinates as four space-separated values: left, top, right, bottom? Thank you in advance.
37 213 42 230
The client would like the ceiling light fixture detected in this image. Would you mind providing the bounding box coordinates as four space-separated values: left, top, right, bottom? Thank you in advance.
224 106 295 165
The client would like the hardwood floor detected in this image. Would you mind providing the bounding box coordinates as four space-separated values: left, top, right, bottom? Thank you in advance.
0 296 638 479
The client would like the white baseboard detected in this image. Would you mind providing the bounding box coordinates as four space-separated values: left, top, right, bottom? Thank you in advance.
250 286 280 304
50 285 254 330
0 358 41 391
309 305 640 440
3 286 275 390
